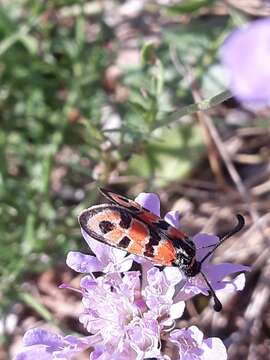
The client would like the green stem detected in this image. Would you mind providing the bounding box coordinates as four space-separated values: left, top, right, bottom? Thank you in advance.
154 90 231 129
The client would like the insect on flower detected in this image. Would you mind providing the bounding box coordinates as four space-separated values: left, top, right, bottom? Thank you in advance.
79 188 245 311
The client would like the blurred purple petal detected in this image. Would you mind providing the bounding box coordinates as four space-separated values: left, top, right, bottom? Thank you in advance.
126 316 160 358
220 19 270 106
135 192 160 215
116 256 134 272
66 251 103 273
144 267 181 320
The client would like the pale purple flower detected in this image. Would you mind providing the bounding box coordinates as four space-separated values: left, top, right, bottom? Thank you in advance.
143 267 185 326
79 272 141 346
169 325 227 360
220 18 270 107
14 328 99 360
15 191 249 360
78 268 184 359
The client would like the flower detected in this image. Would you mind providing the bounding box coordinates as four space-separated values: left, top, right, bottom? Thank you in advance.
220 18 270 107
14 328 99 360
169 325 227 360
143 267 185 326
15 190 250 360
78 268 185 359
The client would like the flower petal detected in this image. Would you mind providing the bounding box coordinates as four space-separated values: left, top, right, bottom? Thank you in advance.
81 228 112 262
230 272 246 291
23 328 62 347
116 256 134 272
193 233 219 247
15 329 96 360
220 18 270 106
66 251 103 273
135 193 160 216
81 228 130 271
216 273 247 292
14 345 53 360
201 337 227 360
163 267 183 286
204 262 250 284
169 301 185 320
164 211 180 228
189 325 204 345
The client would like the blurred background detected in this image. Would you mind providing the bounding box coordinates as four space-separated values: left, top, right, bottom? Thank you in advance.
1 1 270 359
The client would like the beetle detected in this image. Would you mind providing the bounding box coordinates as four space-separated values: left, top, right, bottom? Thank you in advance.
79 188 245 311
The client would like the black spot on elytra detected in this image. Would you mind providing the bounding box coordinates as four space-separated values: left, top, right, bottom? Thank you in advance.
99 220 115 234
119 210 132 229
118 235 131 248
158 220 170 230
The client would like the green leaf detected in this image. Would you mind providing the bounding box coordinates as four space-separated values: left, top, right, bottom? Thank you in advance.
0 33 20 56
141 42 156 66
128 124 205 186
155 60 164 96
21 214 36 255
19 34 38 55
19 292 55 323
166 0 214 14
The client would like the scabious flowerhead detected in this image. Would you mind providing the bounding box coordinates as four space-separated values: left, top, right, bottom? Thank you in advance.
220 18 270 107
15 190 250 359
78 268 185 359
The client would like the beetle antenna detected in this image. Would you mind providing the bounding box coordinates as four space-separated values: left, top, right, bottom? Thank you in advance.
200 271 222 311
200 214 245 266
